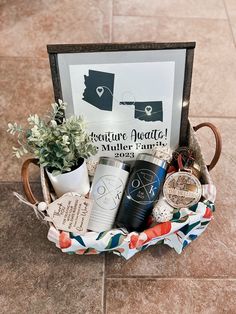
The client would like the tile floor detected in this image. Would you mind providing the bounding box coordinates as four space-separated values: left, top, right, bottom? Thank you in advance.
0 1 236 313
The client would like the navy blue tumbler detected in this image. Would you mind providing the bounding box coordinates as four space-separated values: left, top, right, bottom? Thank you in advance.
116 153 167 232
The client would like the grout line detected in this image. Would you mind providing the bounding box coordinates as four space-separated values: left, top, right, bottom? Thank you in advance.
105 276 236 280
223 0 236 47
113 14 228 21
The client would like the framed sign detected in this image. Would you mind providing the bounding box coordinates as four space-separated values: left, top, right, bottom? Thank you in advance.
48 42 195 162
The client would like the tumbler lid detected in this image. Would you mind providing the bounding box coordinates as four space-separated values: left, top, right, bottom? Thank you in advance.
137 153 168 169
99 157 130 172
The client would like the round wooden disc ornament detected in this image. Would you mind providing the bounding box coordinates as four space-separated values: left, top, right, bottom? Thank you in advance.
163 171 202 208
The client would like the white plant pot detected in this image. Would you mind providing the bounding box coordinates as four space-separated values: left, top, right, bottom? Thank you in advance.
46 159 90 197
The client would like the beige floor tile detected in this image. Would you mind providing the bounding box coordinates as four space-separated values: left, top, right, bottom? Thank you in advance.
0 0 112 58
0 57 53 123
1 276 103 314
0 57 53 181
105 278 236 314
0 182 104 313
114 0 227 19
225 0 236 43
106 117 236 278
112 16 236 117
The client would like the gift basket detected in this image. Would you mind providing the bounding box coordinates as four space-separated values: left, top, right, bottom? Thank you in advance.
9 42 222 260
19 122 221 259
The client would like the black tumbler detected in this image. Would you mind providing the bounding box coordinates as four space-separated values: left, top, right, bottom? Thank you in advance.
116 153 167 232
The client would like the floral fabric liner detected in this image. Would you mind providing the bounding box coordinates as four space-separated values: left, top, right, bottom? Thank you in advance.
47 184 216 260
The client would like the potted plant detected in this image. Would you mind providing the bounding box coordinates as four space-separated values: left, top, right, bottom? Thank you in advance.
7 100 97 197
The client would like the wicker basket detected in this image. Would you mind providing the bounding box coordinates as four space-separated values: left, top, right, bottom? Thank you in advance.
21 122 221 259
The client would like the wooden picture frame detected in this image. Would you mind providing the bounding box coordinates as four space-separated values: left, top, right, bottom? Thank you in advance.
47 42 195 161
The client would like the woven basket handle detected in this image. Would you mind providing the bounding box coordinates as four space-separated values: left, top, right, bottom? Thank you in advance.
193 122 222 171
21 158 39 204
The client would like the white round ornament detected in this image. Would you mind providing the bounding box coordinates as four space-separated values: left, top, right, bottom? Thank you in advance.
152 197 174 223
37 202 48 212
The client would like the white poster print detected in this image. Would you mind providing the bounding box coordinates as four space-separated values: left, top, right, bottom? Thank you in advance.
69 61 175 161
